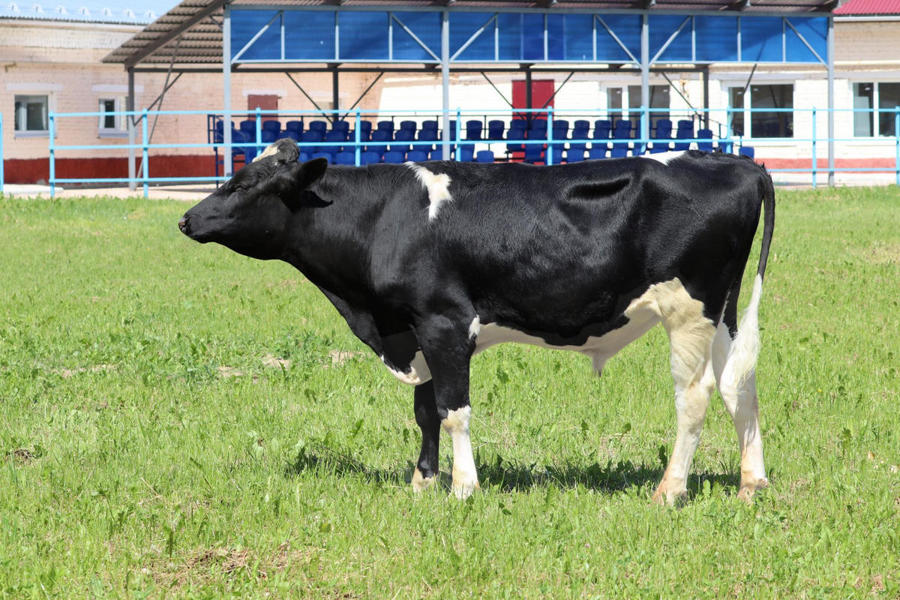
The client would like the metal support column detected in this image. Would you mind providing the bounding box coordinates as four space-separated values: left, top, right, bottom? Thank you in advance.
127 67 136 191
332 67 340 120
223 2 234 178
525 67 533 122
441 10 450 158
640 12 650 155
827 15 835 187
702 67 710 129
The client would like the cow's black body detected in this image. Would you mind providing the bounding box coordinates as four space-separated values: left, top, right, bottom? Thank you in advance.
180 140 774 503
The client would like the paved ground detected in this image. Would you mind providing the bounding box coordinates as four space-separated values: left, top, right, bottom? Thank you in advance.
1 184 213 202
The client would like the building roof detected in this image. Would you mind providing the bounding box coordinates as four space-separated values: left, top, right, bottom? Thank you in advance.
0 0 176 24
834 0 900 15
105 0 838 68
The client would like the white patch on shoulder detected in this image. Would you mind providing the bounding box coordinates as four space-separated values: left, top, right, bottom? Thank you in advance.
642 151 686 166
380 351 432 386
468 315 481 340
407 162 453 221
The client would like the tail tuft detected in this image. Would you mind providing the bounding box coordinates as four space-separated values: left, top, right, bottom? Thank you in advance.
725 274 763 386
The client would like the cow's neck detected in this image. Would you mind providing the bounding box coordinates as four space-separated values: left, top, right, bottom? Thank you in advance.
280 169 374 304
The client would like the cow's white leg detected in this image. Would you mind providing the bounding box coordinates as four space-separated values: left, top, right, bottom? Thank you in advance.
712 322 768 501
442 405 479 499
639 280 717 506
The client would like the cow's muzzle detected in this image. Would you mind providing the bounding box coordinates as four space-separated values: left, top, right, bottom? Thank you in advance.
178 214 190 235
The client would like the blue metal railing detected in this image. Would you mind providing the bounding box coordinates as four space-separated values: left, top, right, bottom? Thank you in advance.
40 106 900 198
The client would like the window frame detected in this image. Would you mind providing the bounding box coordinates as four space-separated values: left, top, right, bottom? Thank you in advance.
98 97 128 137
14 94 51 137
852 81 900 138
727 83 794 139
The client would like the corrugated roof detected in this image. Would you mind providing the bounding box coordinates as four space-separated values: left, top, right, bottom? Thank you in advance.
0 0 176 24
105 0 838 67
834 0 900 14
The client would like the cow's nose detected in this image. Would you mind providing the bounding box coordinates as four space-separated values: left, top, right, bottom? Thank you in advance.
178 215 189 233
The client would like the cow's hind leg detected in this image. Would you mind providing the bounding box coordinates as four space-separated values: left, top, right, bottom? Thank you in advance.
415 314 479 499
712 322 768 501
412 381 440 492
639 280 717 506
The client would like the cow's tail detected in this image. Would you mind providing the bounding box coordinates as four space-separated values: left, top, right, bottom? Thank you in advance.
725 167 775 386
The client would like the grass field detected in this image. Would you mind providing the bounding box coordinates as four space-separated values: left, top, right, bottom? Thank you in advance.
1 186 898 598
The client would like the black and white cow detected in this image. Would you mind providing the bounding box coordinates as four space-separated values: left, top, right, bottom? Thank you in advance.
179 138 774 504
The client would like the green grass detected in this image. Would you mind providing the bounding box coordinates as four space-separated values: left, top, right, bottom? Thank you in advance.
0 187 898 598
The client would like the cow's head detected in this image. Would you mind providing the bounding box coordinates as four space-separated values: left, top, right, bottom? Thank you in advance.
178 139 328 259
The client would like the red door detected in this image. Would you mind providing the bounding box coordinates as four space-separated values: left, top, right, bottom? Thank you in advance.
247 94 279 121
511 79 555 120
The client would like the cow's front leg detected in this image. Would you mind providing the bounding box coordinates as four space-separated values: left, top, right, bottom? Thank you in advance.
415 314 478 499
412 381 440 492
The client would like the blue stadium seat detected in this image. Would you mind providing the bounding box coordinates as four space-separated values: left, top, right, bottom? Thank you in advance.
548 145 565 164
285 120 303 135
261 130 277 143
697 128 714 152
429 148 444 161
506 122 526 153
324 130 346 153
475 150 494 163
566 148 585 163
673 120 694 151
573 120 590 135
524 143 544 164
465 120 483 140
383 150 406 164
278 129 300 142
367 130 390 155
552 119 569 141
593 119 612 140
407 150 428 162
262 120 281 136
332 120 350 135
739 145 755 159
458 145 475 162
335 151 356 165
299 130 323 156
239 120 256 140
308 120 327 136
356 120 373 142
650 119 673 153
299 151 310 162
527 119 547 141
311 152 333 163
487 120 505 140
391 129 414 153
588 146 607 160
377 120 394 135
399 120 417 133
610 120 632 158
360 151 381 165
421 120 439 133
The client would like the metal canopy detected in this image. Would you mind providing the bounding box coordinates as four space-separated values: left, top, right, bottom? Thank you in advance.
104 0 835 67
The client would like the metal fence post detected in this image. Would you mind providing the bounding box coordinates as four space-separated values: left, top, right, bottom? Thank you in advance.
355 109 361 166
547 106 554 166
455 108 461 162
0 112 4 194
811 107 817 189
141 109 149 198
49 112 56 199
255 106 262 157
895 108 899 187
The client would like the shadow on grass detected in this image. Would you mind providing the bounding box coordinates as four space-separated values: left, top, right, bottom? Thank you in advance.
285 443 740 496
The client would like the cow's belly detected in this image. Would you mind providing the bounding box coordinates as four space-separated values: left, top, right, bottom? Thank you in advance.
381 303 660 386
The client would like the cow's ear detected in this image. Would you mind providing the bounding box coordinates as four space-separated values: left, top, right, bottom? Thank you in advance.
298 157 328 189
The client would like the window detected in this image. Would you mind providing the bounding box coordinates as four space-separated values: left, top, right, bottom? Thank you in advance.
607 85 669 128
852 82 900 137
98 98 126 134
14 95 49 133
728 84 793 138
